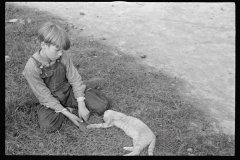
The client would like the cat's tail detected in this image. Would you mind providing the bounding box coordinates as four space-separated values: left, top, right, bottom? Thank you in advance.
148 134 156 156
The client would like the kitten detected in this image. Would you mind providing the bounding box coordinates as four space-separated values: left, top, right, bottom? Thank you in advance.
87 110 156 156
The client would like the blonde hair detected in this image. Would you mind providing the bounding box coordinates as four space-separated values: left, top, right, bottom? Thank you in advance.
38 22 70 50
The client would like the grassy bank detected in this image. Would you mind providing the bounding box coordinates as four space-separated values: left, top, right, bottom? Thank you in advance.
5 2 234 155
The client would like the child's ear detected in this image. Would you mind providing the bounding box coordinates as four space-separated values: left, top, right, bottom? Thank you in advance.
41 42 47 49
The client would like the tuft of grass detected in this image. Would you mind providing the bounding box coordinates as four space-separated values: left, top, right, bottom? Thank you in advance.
5 2 234 156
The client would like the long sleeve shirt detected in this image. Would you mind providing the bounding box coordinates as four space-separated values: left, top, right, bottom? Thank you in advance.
22 49 86 111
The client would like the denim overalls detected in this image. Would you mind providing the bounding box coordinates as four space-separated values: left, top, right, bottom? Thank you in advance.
31 55 78 133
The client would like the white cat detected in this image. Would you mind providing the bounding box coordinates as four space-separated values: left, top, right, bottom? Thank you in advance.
87 110 156 156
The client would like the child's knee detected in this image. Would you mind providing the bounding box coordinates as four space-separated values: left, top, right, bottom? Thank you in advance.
37 105 66 133
84 77 104 89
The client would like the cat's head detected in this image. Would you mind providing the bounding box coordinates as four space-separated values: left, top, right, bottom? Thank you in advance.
103 110 113 122
103 110 125 122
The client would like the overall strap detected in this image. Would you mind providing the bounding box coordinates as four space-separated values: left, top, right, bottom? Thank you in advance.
31 56 42 68
57 56 66 71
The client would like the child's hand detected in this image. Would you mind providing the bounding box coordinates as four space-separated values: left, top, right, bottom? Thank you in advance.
67 112 82 127
78 101 90 122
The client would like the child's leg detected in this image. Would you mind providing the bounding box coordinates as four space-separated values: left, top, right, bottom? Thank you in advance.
64 78 104 110
62 78 104 109
37 105 66 133
83 77 104 90
53 83 78 109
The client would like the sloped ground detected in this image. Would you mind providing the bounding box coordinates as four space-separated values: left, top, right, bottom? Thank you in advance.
5 3 234 155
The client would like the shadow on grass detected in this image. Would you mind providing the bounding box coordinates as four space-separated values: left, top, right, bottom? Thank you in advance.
5 2 234 155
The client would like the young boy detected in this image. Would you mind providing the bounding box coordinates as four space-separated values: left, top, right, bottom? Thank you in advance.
23 22 90 133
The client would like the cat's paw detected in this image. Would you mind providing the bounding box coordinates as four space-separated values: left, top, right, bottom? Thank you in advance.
86 124 96 129
123 147 134 151
124 151 140 156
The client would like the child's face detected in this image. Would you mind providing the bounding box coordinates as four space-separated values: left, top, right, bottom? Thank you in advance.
41 42 63 61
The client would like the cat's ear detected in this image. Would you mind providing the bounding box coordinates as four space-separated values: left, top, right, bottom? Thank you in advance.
102 113 113 127
103 113 112 122
105 117 113 127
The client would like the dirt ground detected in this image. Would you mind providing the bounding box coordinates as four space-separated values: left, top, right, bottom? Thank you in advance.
12 2 235 135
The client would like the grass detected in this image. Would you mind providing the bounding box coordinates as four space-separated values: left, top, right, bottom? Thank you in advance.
5 2 235 156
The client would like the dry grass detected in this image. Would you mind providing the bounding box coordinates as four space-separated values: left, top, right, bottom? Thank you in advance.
5 2 234 156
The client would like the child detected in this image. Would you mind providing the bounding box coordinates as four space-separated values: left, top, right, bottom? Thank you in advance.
23 22 91 133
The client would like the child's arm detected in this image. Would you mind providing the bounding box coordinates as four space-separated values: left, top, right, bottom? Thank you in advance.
62 52 86 100
23 64 65 112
